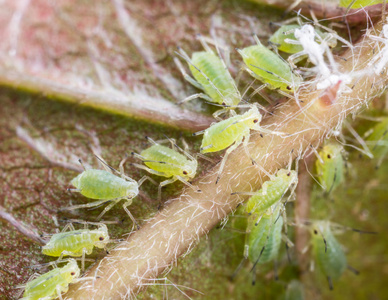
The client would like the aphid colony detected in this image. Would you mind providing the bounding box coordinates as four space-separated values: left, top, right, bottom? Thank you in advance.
16 11 388 299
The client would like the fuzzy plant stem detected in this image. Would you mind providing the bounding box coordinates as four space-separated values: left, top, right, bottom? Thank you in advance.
0 70 213 132
66 22 387 299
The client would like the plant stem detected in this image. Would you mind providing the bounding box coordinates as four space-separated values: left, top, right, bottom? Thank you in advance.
66 22 387 299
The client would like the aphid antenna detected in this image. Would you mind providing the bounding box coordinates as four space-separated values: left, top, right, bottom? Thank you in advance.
175 49 228 101
161 134 197 162
250 245 266 272
282 0 303 19
78 158 87 171
309 144 325 164
176 175 202 193
192 129 206 137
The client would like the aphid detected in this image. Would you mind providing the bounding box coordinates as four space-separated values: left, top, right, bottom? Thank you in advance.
233 169 298 224
194 105 283 183
315 144 344 194
63 155 152 229
339 0 383 9
18 259 80 300
270 24 337 54
284 280 305 300
367 24 388 75
175 35 241 119
42 222 110 272
131 136 202 202
310 221 347 290
237 36 301 96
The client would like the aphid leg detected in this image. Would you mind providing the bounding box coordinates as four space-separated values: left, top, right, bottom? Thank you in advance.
327 276 334 290
273 260 279 281
288 51 309 69
60 222 76 232
216 138 243 184
145 136 159 145
231 236 250 280
178 93 213 105
81 248 87 272
158 178 178 204
123 201 140 230
196 33 215 54
138 175 158 188
61 199 110 213
176 176 201 193
97 199 121 220
246 83 268 102
173 57 204 91
212 108 230 121
56 284 64 300
93 154 118 174
78 159 86 171
242 135 256 165
67 188 82 193
195 152 215 164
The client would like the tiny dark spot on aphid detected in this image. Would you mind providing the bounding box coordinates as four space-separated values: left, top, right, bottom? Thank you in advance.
327 154 331 159
260 134 263 138
314 230 318 235
71 272 76 275
99 237 104 241
183 171 188 175
286 86 291 90
253 119 259 123
222 102 226 106
287 172 291 176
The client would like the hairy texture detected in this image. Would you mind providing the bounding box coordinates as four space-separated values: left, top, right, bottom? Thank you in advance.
248 0 387 23
66 22 387 299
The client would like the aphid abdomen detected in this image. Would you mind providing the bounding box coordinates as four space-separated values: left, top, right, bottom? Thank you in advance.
201 116 248 153
141 145 188 177
190 51 240 106
239 45 300 92
71 169 131 200
312 223 347 280
248 215 283 264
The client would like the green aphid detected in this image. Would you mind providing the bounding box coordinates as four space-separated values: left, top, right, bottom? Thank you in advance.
236 169 298 224
315 144 344 194
270 24 337 54
237 36 301 93
310 221 347 290
284 280 305 300
64 155 148 229
175 36 241 119
194 105 280 183
42 223 110 271
339 0 383 9
131 136 200 202
19 259 80 300
366 117 388 160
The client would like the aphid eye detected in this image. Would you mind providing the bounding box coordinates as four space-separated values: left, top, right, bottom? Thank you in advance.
327 154 331 159
253 119 259 123
71 272 75 276
183 171 188 175
286 86 291 90
287 172 291 176
313 230 318 235
99 237 104 241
